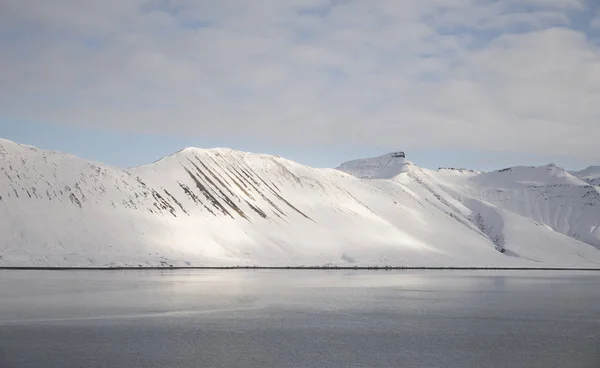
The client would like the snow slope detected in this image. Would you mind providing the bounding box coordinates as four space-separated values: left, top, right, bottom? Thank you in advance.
421 164 600 250
1 138 600 268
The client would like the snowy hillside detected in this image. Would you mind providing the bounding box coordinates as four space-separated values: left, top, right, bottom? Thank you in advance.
423 164 600 249
1 138 600 268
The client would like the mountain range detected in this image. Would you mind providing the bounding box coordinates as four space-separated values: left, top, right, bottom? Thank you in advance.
1 138 599 268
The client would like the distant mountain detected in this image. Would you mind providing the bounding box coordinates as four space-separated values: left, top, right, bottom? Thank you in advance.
570 166 600 186
1 138 599 268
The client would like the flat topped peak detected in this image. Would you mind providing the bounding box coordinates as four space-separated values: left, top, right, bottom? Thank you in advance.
336 151 411 179
344 151 407 161
545 163 564 170
389 151 406 158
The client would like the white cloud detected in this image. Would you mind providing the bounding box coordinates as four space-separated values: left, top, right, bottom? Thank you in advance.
0 0 599 159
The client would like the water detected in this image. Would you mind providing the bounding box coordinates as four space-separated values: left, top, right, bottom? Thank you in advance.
0 270 599 368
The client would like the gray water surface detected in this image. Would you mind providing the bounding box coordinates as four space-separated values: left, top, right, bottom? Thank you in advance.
0 270 599 368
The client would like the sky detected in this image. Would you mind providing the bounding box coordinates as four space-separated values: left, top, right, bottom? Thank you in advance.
1 0 600 171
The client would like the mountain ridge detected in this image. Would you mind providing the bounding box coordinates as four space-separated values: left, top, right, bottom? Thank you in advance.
1 138 600 268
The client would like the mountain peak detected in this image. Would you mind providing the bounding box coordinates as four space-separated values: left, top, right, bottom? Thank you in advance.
144 146 250 168
2 137 600 268
336 152 411 179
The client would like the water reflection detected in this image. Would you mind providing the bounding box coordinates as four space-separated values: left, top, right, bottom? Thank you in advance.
0 270 599 368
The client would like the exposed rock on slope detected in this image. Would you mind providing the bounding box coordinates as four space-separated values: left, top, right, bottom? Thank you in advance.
1 139 599 268
336 152 410 179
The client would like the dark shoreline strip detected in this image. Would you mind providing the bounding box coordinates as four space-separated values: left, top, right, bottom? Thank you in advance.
0 267 599 271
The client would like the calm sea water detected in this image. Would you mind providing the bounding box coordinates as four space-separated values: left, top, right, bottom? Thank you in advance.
0 270 599 368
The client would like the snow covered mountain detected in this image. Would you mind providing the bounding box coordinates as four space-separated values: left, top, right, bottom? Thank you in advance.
336 152 410 179
570 166 600 186
416 165 600 253
1 138 600 268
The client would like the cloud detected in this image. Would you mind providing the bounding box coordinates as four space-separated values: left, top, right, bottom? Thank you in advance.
1 0 599 159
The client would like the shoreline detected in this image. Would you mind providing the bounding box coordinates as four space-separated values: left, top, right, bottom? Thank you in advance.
1 266 600 271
